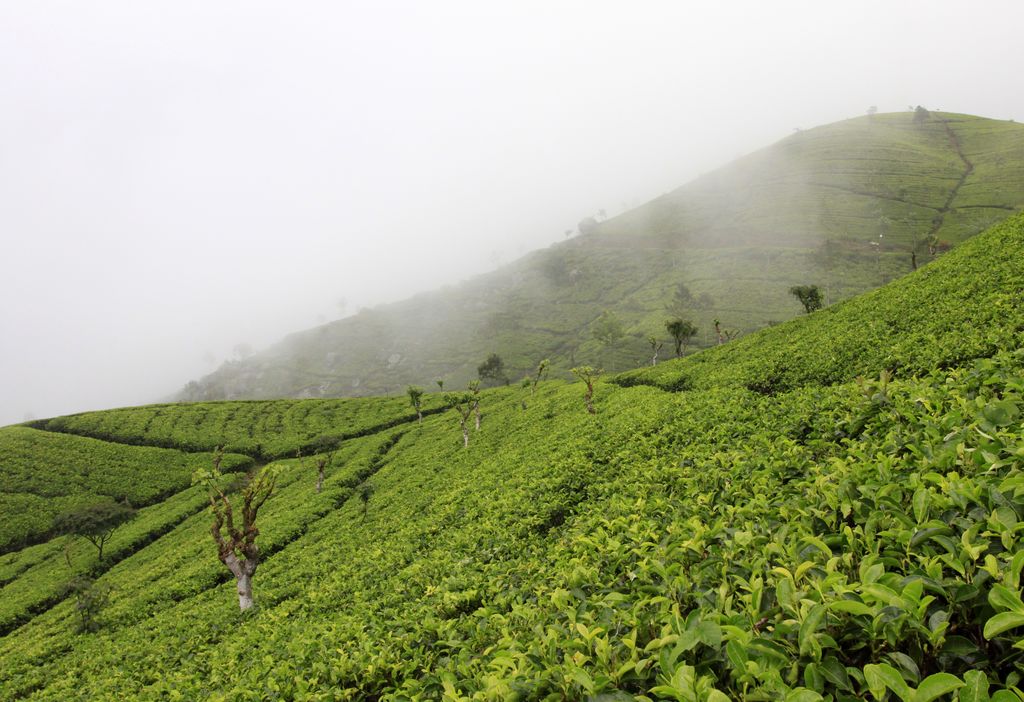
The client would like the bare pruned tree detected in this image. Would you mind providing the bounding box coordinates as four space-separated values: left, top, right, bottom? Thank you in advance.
193 449 278 611
533 358 550 395
713 319 739 345
647 336 663 366
571 366 602 415
467 380 482 431
444 392 476 447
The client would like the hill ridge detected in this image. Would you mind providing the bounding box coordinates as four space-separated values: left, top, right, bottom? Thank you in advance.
614 210 1024 393
179 111 1024 402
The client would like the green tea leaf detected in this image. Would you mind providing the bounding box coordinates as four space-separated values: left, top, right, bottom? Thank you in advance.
989 585 1024 614
911 672 963 702
984 612 1024 639
799 604 826 658
913 488 929 523
830 599 874 616
982 400 1019 427
958 670 990 702
864 663 912 701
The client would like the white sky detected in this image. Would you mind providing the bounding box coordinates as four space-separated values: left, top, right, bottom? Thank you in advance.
2 0 1023 426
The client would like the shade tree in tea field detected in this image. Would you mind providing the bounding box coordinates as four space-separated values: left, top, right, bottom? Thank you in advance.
54 499 136 563
192 449 278 611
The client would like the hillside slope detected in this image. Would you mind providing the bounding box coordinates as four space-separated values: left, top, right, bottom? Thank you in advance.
615 209 1024 392
1 213 1023 699
181 111 1024 401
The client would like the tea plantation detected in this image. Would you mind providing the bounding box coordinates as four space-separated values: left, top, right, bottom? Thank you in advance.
30 395 431 458
1 213 1023 699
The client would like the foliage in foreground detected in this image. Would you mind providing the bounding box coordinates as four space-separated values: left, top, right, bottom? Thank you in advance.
2 345 1023 700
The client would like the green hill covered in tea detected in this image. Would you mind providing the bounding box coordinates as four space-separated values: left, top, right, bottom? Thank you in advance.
1 212 1023 699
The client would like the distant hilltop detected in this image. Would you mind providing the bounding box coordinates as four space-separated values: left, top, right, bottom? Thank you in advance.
178 111 1024 402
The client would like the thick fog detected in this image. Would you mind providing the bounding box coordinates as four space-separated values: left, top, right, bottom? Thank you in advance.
2 0 1023 426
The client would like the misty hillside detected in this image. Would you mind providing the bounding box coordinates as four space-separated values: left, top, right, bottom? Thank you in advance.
180 111 1024 401
2 212 1023 699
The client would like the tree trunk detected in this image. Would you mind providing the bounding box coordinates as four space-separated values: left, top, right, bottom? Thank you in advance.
237 572 255 611
474 405 481 431
223 552 257 611
89 532 111 562
462 423 469 448
651 353 658 366
316 466 324 493
417 409 422 424
585 387 595 415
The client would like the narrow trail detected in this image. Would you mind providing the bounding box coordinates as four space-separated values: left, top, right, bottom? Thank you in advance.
925 117 975 242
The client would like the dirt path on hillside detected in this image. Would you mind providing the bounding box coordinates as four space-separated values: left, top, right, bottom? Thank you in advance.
925 117 975 242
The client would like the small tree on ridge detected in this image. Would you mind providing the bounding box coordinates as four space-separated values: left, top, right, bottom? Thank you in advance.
407 385 425 423
477 353 508 386
468 380 482 431
647 336 663 366
358 482 374 521
54 498 136 563
665 318 697 357
61 576 112 633
789 284 824 314
444 392 475 448
571 366 602 415
532 359 550 395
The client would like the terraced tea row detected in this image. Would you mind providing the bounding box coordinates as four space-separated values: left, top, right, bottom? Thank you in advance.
32 394 431 458
0 426 251 553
